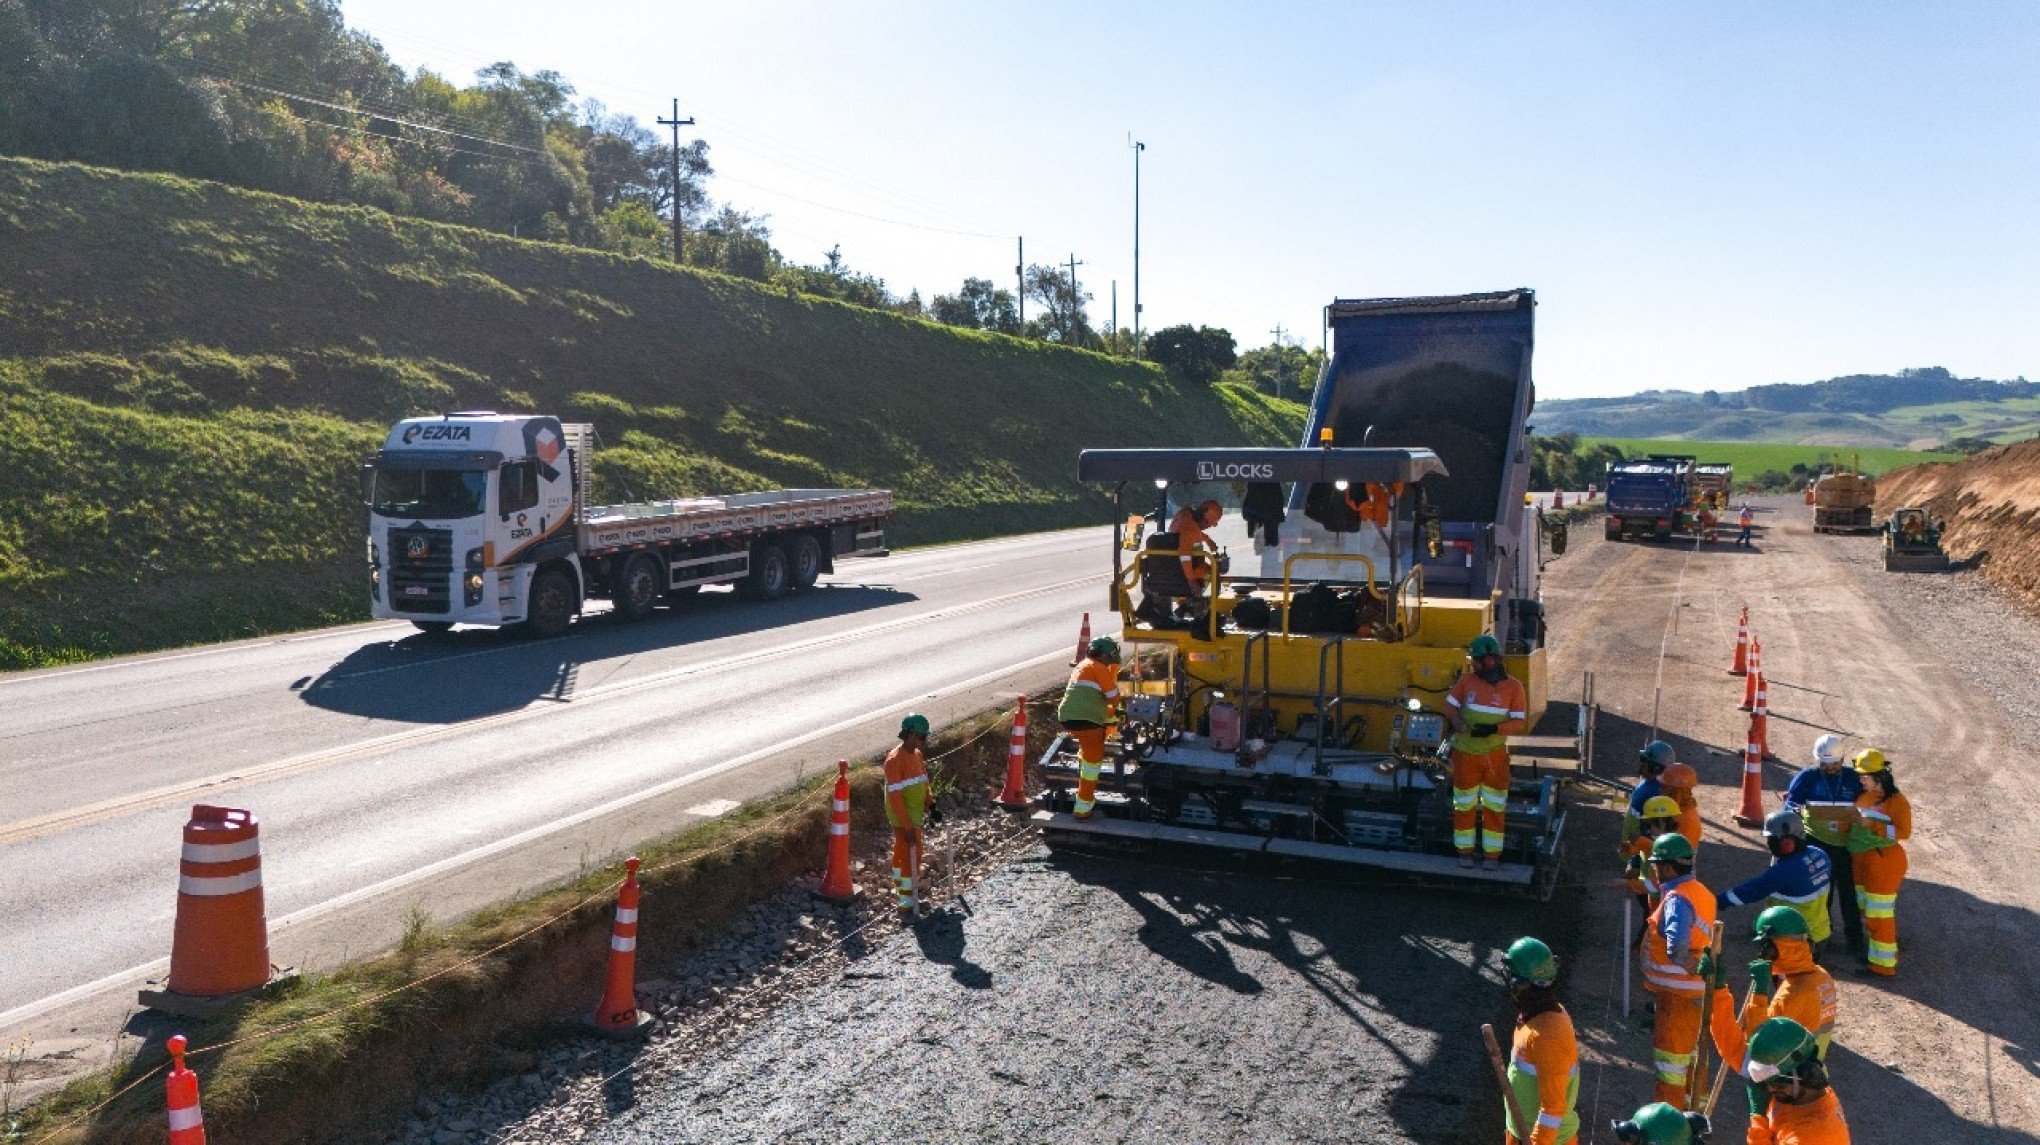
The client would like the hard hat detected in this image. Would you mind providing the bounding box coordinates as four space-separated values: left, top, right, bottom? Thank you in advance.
1649 832 1695 864
1640 795 1682 821
1087 635 1122 663
1852 748 1888 774
1503 936 1558 987
1638 740 1675 769
1199 499 1223 520
1746 1017 1817 1081
1659 762 1697 790
1611 1102 1708 1145
1468 634 1501 658
1753 905 1812 942
899 713 930 737
1761 810 1804 841
1813 734 1845 766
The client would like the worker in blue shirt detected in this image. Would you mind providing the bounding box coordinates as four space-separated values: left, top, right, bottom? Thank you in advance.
1622 740 1674 852
1722 810 1834 949
1782 734 1866 963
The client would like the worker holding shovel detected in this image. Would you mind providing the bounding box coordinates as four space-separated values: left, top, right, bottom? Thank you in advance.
1493 936 1580 1145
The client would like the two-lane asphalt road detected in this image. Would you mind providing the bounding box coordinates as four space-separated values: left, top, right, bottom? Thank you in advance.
0 528 1109 1084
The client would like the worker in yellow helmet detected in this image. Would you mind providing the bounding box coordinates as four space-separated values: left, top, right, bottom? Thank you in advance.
1846 749 1911 977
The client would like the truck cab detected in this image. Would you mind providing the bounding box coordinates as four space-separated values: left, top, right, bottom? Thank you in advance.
363 413 584 631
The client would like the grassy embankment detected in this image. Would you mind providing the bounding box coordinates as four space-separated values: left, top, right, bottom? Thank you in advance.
1580 437 1960 479
0 157 1303 669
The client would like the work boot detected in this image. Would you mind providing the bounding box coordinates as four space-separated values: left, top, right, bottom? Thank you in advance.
1457 854 1475 869
1482 856 1501 871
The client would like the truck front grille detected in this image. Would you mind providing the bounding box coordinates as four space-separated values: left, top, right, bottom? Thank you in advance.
388 525 453 614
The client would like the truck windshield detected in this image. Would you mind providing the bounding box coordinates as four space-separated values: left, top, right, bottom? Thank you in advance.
371 467 488 520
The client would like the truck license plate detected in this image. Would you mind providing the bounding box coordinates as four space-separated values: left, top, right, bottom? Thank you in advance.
404 586 428 597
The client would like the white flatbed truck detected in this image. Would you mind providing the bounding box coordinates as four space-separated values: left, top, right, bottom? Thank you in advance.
362 412 891 636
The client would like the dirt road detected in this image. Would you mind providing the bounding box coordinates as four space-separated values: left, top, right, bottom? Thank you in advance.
416 497 2038 1144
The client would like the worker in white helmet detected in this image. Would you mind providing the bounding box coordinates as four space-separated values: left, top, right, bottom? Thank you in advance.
1782 734 1866 965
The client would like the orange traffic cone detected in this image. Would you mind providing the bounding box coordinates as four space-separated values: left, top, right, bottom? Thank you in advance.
164 1034 206 1144
153 806 272 1006
590 857 652 1037
994 695 1031 810
1740 639 1762 710
817 760 856 903
1733 716 1766 827
1752 672 1772 759
1071 613 1092 666
1730 606 1750 676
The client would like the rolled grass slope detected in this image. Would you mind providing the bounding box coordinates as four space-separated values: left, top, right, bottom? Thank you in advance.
13 697 1054 1144
0 157 1303 667
1878 439 2040 612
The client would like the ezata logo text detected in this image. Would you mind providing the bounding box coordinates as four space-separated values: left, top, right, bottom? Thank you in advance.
401 424 472 444
1196 460 1276 481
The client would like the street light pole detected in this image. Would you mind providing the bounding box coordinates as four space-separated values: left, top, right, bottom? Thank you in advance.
1130 136 1145 358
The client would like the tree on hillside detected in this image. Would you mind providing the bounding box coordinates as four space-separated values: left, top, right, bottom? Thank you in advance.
687 207 778 280
1226 341 1323 400
774 245 892 308
1146 324 1237 385
1021 263 1095 346
929 277 1021 334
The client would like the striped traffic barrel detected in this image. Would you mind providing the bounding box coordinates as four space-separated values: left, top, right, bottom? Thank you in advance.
166 805 271 996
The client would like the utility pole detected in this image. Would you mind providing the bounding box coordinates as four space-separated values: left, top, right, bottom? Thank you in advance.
1269 323 1288 401
1130 137 1145 357
1065 253 1085 343
1111 281 1118 352
1016 236 1025 329
658 98 696 263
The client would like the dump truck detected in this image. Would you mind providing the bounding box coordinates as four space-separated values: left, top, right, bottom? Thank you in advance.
1813 458 1877 533
361 413 891 636
1883 507 1952 572
1692 463 1734 508
1032 289 1590 897
1604 456 1692 541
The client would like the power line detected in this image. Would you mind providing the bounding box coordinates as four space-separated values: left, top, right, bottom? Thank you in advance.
200 73 547 155
710 173 1011 239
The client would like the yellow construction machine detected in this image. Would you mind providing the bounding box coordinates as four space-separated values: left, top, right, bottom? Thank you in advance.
1812 456 1877 533
1033 290 1593 896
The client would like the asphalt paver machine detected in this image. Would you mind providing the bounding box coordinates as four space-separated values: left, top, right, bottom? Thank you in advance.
1883 507 1952 572
1034 291 1590 896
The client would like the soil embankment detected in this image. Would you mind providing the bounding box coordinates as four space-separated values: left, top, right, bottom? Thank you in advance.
1878 439 2040 613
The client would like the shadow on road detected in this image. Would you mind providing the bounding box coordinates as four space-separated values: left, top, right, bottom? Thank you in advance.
912 909 992 990
295 584 912 724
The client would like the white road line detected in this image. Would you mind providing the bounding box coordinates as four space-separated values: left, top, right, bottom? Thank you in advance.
0 645 1071 1032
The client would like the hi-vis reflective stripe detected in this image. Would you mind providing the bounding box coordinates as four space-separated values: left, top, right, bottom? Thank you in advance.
180 870 263 896
1463 701 1511 719
885 775 928 793
615 907 638 924
833 798 849 813
1511 1053 1537 1075
829 822 849 836
182 838 261 863
168 1103 203 1131
1538 1111 1565 1129
1067 679 1116 695
611 935 636 952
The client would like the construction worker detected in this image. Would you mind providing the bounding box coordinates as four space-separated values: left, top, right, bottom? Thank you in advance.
1709 908 1839 1145
1622 741 1673 851
1735 504 1755 547
1659 762 1704 850
1744 1018 1851 1143
1056 636 1122 820
1640 832 1717 1106
1721 812 1833 949
1783 734 1866 963
1169 500 1223 596
1623 796 1685 905
1445 633 1528 869
884 714 935 916
1846 749 1911 977
1610 1103 1711 1144
1501 936 1579 1145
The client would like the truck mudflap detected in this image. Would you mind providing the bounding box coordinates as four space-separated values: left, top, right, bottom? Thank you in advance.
1032 810 1542 887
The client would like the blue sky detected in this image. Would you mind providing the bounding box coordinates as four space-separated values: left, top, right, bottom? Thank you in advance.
340 1 2038 399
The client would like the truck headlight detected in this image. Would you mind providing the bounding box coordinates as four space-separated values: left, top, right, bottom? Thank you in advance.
464 548 486 605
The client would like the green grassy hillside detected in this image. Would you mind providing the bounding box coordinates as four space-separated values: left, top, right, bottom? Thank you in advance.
1579 438 1959 479
0 158 1304 668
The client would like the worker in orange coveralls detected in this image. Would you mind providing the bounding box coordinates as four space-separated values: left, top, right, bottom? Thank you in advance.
1709 908 1838 1145
1446 634 1528 870
1640 833 1717 1106
1056 636 1122 820
1501 936 1579 1145
884 713 937 916
1719 1018 1851 1143
1169 500 1223 594
1659 762 1704 851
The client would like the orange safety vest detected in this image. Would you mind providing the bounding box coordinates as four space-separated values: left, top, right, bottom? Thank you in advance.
1344 482 1404 528
883 744 930 829
1170 508 1214 584
1445 671 1527 749
1643 877 1718 996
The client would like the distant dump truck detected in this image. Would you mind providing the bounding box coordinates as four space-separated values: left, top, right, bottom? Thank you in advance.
1813 460 1876 533
1604 456 1691 541
361 413 891 636
1692 463 1734 507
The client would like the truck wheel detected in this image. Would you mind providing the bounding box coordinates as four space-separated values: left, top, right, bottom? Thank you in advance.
1604 517 1621 542
739 542 790 601
612 553 662 622
790 534 824 591
411 621 454 636
525 567 576 637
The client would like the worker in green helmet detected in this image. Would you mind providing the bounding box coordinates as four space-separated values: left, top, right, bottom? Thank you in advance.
1445 633 1527 869
884 713 934 915
1501 936 1579 1145
1709 907 1839 1145
1610 1102 1711 1143
1742 1018 1850 1142
1642 831 1718 1106
1057 635 1122 819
